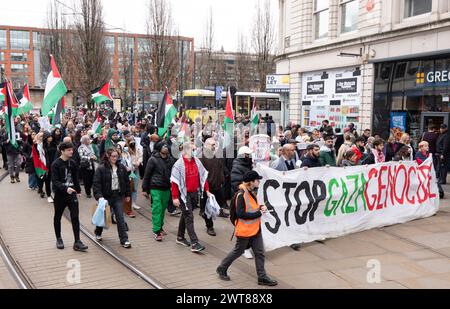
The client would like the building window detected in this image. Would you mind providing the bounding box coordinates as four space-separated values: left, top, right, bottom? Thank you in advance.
10 52 28 62
138 38 149 54
33 32 41 49
0 30 7 49
11 64 28 73
340 0 359 33
404 0 432 18
314 0 329 39
104 36 115 54
10 30 30 50
284 36 291 48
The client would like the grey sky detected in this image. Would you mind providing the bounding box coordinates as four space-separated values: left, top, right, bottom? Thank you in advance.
0 0 278 52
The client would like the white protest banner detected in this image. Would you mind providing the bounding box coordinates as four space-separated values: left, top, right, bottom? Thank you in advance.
249 134 271 164
38 117 52 132
256 157 439 252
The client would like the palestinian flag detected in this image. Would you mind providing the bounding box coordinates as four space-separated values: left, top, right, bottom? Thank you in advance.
223 88 235 148
251 97 260 129
92 112 102 135
32 144 48 178
42 55 67 116
91 81 113 104
52 96 65 126
0 83 4 103
0 81 19 148
157 89 177 137
16 84 33 115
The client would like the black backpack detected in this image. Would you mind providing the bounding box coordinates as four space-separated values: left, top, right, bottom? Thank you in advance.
229 190 243 226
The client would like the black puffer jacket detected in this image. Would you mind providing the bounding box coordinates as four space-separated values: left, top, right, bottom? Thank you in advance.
142 153 176 192
300 155 322 168
230 157 253 196
93 163 131 200
22 141 35 174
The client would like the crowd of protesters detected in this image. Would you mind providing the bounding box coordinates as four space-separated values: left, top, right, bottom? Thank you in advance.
0 107 448 286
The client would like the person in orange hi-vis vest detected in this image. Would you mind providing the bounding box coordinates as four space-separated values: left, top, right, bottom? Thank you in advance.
216 171 278 286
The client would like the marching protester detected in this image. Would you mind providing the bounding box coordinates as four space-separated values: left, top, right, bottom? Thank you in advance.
216 171 278 286
231 146 254 196
301 144 322 168
199 138 229 237
93 148 132 248
416 141 430 165
341 149 360 167
35 132 53 200
51 141 88 252
422 125 439 155
127 136 143 210
336 133 353 166
319 136 336 167
171 141 211 253
393 146 413 162
23 131 38 190
365 138 385 165
5 136 22 184
142 142 175 241
436 124 450 185
78 135 97 198
43 132 57 203
271 144 297 171
398 133 415 161
353 137 367 164
320 120 334 138
100 129 119 158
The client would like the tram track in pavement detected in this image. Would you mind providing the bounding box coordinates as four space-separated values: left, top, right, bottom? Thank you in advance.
0 171 35 289
133 198 293 288
62 210 166 289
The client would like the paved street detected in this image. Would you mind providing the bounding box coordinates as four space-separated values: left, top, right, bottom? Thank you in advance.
0 171 450 289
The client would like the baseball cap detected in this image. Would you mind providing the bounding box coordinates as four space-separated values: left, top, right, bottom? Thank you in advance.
238 146 253 156
243 171 263 183
440 124 448 129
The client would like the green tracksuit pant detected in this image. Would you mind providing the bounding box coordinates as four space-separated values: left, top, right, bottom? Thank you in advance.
150 189 171 234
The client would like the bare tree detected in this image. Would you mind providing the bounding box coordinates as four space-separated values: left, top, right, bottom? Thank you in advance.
41 0 70 86
196 7 216 88
143 0 180 92
71 0 111 109
235 32 255 91
251 0 275 92
42 0 111 109
117 36 134 108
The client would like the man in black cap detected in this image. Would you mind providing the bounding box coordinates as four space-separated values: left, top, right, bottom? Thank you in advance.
51 142 88 252
436 124 450 185
216 170 278 286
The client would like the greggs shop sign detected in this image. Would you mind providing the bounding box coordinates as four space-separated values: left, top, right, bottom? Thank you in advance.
417 70 450 86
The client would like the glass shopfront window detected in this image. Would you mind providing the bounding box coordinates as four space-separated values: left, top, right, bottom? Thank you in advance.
373 55 450 146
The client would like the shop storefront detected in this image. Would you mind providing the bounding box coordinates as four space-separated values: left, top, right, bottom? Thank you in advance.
373 54 450 146
301 66 362 131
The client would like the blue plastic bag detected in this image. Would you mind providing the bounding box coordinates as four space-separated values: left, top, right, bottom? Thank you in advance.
92 198 107 227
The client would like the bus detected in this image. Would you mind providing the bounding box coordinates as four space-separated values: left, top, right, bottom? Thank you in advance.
182 89 281 124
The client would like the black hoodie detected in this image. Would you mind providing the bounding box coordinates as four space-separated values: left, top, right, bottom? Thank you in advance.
230 157 253 196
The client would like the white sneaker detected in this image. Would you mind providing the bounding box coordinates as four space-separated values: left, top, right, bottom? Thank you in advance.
132 204 141 210
242 249 253 259
95 235 103 242
121 241 132 248
47 197 54 203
